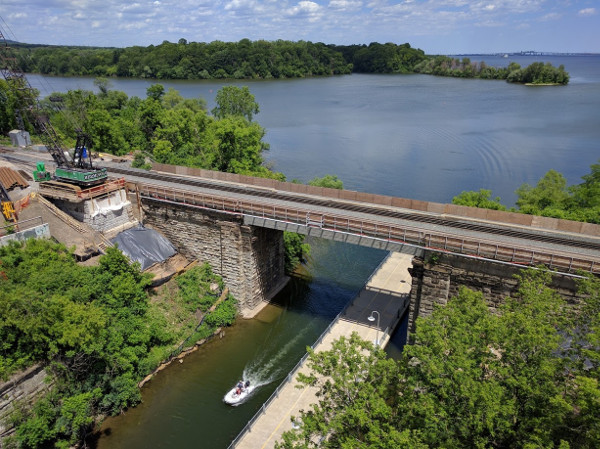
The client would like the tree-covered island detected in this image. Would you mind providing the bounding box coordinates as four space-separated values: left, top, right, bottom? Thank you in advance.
8 40 569 85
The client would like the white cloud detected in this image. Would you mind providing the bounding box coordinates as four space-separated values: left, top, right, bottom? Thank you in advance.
8 12 28 20
285 1 322 21
0 0 597 52
288 1 321 14
225 0 258 11
578 8 596 16
540 12 560 21
329 0 363 10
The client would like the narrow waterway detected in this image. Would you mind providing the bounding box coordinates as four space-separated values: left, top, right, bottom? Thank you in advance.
93 239 388 448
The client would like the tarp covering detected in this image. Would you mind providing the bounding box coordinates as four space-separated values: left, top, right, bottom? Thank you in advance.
111 226 177 271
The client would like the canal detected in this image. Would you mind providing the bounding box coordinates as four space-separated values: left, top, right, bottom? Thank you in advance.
93 239 389 448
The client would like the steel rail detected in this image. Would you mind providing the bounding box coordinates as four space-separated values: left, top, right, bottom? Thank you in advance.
109 165 600 252
134 181 600 275
2 153 598 252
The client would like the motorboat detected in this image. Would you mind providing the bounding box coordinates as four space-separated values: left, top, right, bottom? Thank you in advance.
223 380 255 405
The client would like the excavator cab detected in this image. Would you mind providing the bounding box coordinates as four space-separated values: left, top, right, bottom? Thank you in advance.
33 161 52 182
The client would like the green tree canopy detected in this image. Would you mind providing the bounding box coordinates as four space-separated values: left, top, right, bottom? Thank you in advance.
308 174 344 190
1 239 238 448
211 85 259 122
277 269 600 449
451 188 506 210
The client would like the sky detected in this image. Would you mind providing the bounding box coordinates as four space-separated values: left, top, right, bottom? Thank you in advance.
0 0 598 54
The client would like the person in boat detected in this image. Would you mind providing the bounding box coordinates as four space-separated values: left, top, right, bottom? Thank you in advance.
236 380 244 395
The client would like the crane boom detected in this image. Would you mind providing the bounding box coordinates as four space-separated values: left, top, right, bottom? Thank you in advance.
0 29 107 186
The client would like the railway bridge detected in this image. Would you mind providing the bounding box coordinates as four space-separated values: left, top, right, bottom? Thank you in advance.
3 148 598 319
100 162 600 322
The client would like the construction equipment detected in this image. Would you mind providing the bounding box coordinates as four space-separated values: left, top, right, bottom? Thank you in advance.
0 183 15 222
0 28 108 187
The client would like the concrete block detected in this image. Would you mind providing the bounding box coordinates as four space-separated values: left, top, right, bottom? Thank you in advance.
9 130 31 147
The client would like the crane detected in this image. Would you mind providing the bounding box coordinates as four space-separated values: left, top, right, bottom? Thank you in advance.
0 28 108 187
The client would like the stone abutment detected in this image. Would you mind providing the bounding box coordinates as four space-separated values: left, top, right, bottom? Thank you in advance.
407 252 580 334
141 199 286 315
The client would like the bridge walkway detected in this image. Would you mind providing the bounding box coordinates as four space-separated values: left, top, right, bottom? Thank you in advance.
231 252 412 449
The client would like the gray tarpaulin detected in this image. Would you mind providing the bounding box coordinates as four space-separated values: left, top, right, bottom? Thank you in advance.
111 226 177 270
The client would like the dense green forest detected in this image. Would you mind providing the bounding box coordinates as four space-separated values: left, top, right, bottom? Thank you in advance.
453 162 600 223
7 40 568 84
277 269 600 448
0 240 236 448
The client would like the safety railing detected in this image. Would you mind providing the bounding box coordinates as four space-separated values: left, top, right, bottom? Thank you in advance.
78 177 126 200
136 182 600 275
0 215 44 236
150 163 600 240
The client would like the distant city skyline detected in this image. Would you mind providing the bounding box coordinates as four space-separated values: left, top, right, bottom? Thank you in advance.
1 1 598 54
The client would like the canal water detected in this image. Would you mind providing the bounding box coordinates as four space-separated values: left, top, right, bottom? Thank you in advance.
93 240 387 449
28 55 600 448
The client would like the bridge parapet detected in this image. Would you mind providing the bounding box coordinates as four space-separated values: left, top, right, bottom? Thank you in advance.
151 163 600 239
134 181 599 276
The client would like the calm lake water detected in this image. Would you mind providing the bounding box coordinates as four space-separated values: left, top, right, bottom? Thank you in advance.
28 55 600 448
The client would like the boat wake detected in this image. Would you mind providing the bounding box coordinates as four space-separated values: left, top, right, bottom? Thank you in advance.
242 325 309 387
225 322 311 406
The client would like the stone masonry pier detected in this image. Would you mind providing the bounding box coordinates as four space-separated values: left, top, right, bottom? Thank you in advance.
141 197 286 315
407 252 580 333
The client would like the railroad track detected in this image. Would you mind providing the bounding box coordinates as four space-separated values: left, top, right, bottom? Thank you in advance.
2 151 599 265
107 165 600 253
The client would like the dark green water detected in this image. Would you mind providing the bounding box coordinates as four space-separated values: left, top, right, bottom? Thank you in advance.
93 240 387 448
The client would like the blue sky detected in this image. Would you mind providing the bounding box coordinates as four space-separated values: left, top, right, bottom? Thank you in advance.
0 1 598 54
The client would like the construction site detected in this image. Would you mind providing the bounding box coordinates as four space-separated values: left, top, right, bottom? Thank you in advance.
0 147 190 283
0 25 192 282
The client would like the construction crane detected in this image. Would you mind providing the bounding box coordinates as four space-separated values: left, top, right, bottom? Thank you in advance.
0 28 108 187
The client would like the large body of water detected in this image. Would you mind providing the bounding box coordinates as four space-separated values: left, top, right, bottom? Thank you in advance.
28 55 600 448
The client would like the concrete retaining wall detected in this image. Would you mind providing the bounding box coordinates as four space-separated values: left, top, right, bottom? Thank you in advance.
0 365 50 444
0 224 50 246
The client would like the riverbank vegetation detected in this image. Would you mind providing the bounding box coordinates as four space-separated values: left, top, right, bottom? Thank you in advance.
277 269 600 448
2 75 321 273
0 240 236 448
0 78 284 180
7 40 568 84
453 161 600 223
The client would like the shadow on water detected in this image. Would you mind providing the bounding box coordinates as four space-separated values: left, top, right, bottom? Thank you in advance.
384 309 410 360
91 240 387 449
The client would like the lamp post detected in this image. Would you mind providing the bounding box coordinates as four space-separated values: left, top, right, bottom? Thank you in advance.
367 310 380 347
